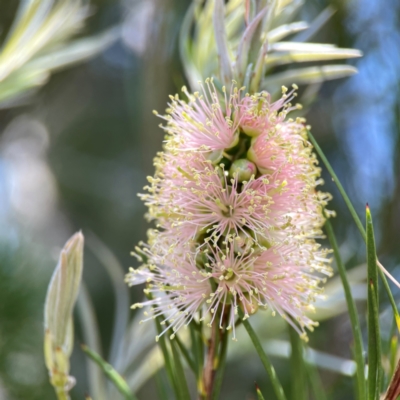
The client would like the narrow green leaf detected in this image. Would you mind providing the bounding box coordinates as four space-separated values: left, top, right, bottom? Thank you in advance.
81 344 137 400
306 129 400 332
212 331 229 400
366 206 382 400
390 335 398 378
294 6 336 42
154 317 181 400
262 65 358 88
306 130 365 240
305 361 327 400
238 308 287 400
369 280 382 400
86 234 130 369
174 334 197 374
255 383 266 400
189 323 200 373
235 7 267 82
190 321 204 394
171 339 192 400
289 325 307 400
155 370 170 400
325 218 366 400
366 206 379 302
77 284 107 400
267 21 309 43
266 48 362 67
213 0 232 85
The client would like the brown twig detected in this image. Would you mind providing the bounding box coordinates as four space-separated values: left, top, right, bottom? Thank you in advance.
385 356 400 400
202 322 219 400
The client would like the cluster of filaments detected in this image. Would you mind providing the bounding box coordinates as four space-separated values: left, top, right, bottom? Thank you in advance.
126 79 333 341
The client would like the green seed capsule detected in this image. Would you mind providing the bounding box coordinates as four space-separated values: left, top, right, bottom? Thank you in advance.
206 149 223 164
227 130 240 149
229 159 257 182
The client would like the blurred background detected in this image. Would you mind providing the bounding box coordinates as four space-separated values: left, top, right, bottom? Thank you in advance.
0 0 399 399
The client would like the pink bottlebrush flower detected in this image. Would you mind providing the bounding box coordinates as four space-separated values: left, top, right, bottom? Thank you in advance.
128 81 332 341
201 240 331 341
155 79 242 153
239 85 300 137
142 148 327 249
126 239 211 340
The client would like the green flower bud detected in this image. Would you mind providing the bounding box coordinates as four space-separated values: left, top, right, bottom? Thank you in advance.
227 130 240 149
233 231 253 253
242 125 262 137
229 159 257 182
206 149 224 164
247 139 274 175
44 232 84 400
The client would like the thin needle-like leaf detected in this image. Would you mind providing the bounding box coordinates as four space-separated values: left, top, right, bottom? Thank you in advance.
171 339 192 400
289 325 307 400
212 331 229 400
262 65 358 88
255 383 266 400
267 21 308 43
152 307 181 400
77 284 107 400
294 6 336 42
325 218 366 400
235 7 268 81
366 206 382 400
238 308 287 400
174 334 197 374
86 233 130 369
266 47 362 67
213 0 232 85
81 344 137 400
305 361 327 400
307 129 400 333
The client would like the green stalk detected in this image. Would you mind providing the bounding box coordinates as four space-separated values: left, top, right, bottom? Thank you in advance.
81 344 137 400
171 339 192 400
212 330 229 400
325 218 366 400
366 206 382 400
307 129 400 330
238 308 287 400
289 325 307 400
